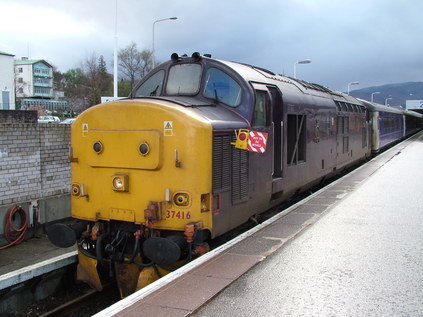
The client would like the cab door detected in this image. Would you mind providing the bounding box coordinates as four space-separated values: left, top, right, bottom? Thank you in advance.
268 86 283 179
250 84 284 201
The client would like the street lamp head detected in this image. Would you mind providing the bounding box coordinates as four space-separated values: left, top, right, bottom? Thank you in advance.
371 91 380 102
293 59 311 78
297 59 311 64
152 17 179 68
347 81 359 95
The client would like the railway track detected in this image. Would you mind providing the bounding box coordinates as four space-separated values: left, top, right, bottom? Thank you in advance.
39 284 119 317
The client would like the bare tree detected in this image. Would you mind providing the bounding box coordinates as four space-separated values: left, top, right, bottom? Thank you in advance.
118 42 153 91
62 53 112 111
81 53 112 107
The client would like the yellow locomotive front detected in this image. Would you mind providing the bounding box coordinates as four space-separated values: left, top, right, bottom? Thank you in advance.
67 98 213 296
47 53 252 297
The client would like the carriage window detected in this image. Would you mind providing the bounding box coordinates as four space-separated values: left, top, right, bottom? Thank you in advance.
166 63 202 95
253 91 269 126
134 70 165 97
203 68 242 107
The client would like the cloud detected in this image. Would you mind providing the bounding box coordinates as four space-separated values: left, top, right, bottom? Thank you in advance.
1 0 422 91
0 2 96 37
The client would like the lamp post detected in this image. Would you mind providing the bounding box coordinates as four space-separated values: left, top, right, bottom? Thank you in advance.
152 17 178 68
113 0 118 98
293 59 311 79
347 81 359 95
385 97 392 106
371 91 380 103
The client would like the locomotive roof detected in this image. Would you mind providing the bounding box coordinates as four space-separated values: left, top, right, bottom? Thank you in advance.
215 57 359 104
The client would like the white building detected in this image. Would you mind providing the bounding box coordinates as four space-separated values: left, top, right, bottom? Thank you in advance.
14 57 67 112
0 51 16 110
15 58 53 98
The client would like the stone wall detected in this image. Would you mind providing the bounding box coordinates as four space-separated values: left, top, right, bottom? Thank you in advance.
0 123 71 234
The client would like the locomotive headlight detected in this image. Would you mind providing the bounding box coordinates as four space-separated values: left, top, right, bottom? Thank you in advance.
112 174 129 192
173 192 191 207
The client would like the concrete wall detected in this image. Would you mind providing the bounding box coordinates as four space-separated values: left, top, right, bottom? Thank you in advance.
0 123 71 236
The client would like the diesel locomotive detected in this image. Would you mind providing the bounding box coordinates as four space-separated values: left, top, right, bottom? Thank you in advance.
48 53 423 297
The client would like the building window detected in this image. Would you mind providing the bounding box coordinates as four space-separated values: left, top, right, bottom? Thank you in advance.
18 77 23 83
18 67 23 73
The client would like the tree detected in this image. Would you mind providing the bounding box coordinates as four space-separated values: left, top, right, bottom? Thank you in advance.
52 65 65 91
97 55 113 97
63 68 85 98
80 53 113 107
63 68 87 112
118 42 153 92
62 54 113 111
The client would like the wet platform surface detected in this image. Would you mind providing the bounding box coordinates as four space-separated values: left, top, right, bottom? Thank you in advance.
192 133 423 317
99 131 423 317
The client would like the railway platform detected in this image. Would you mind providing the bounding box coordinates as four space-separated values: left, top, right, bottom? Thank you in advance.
0 227 76 312
0 233 76 289
96 131 423 317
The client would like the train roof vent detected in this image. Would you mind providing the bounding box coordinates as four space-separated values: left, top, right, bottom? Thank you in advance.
295 79 343 96
237 62 276 76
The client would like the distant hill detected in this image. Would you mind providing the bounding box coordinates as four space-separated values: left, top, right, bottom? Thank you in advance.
349 82 423 108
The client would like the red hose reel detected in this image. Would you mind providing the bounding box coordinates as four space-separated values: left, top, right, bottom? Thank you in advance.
0 205 37 250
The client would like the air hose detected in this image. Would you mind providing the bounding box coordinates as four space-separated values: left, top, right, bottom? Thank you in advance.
0 205 28 250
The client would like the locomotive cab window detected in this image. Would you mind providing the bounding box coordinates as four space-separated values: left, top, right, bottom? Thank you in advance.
203 68 242 107
134 70 165 97
166 63 202 95
253 90 270 127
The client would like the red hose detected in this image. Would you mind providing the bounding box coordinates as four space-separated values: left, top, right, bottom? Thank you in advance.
0 205 28 250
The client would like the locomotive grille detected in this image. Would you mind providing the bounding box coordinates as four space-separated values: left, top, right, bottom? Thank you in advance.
212 133 249 204
212 134 232 192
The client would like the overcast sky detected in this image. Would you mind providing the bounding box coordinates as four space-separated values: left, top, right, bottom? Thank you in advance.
1 0 422 92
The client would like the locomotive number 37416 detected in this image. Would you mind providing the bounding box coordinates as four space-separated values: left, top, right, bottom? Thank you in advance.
165 210 191 219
